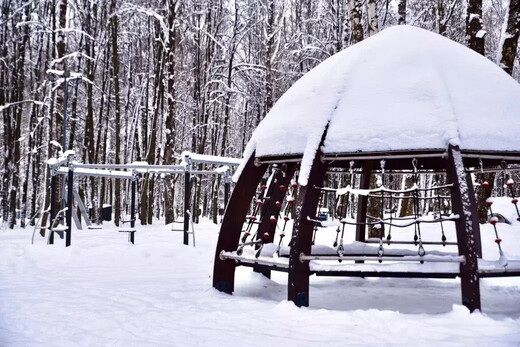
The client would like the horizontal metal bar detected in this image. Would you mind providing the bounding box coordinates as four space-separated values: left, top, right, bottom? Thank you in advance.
56 167 134 179
322 151 448 161
465 167 520 174
316 183 453 196
256 157 302 165
314 270 459 278
479 271 520 277
48 157 69 167
189 158 241 166
191 170 226 175
183 152 242 166
365 239 458 246
58 166 224 178
326 169 446 175
366 194 451 200
461 152 520 161
135 168 185 174
299 253 465 264
72 162 186 171
219 251 289 268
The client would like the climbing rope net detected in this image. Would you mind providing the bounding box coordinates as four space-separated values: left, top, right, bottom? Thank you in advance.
225 158 517 268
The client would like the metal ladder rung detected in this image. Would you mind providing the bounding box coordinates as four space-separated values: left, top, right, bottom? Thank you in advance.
119 228 136 233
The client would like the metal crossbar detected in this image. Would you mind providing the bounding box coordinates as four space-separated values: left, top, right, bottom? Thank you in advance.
298 253 465 264
314 184 453 196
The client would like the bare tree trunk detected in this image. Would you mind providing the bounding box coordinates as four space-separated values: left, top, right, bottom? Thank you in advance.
438 0 446 34
398 0 406 25
367 0 379 37
0 1 10 223
9 4 30 229
499 0 520 75
348 0 364 44
264 0 275 116
466 0 489 221
55 0 67 148
163 0 177 225
141 21 165 225
466 0 485 55
110 0 122 226
221 0 239 157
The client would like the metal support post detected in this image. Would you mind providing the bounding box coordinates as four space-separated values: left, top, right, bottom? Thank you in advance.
446 145 481 312
130 172 137 244
184 158 192 245
66 161 73 247
49 170 57 245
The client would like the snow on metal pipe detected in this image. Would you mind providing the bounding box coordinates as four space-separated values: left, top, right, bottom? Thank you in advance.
322 152 448 161
255 157 302 165
191 170 228 175
56 167 134 179
72 162 186 171
181 151 242 166
219 251 289 268
298 253 465 264
364 239 458 246
462 153 520 161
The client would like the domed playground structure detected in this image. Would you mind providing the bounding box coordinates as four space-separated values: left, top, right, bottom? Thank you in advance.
213 26 520 312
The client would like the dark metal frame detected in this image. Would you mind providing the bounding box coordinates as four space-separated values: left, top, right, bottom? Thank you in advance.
213 146 520 312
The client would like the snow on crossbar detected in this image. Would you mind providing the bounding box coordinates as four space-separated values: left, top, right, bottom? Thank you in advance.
57 167 134 179
219 251 289 269
315 183 453 197
182 151 242 166
298 253 466 264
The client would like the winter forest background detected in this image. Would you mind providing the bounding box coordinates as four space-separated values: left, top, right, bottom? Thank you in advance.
1 0 520 230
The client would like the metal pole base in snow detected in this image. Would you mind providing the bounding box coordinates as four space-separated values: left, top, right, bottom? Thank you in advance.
288 149 328 307
66 166 73 247
49 174 57 245
446 145 481 312
130 176 136 244
213 153 268 294
184 170 191 246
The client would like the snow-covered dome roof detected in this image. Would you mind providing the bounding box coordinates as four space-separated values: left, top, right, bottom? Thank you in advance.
238 25 520 184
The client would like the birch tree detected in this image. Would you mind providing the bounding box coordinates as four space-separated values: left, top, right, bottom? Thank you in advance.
367 0 379 37
348 0 364 44
498 0 520 75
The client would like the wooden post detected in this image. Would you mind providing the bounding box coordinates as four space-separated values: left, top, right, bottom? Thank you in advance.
465 172 482 258
288 150 328 307
355 162 372 242
213 153 268 294
446 145 481 312
130 175 136 244
254 163 297 278
66 165 73 247
49 173 57 245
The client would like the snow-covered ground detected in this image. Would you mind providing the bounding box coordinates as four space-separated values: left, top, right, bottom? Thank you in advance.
1 218 519 346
